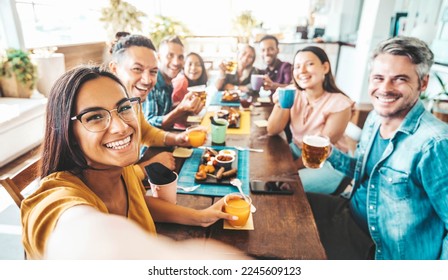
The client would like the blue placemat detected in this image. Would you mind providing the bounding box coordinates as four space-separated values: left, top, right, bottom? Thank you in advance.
209 91 240 107
177 147 249 197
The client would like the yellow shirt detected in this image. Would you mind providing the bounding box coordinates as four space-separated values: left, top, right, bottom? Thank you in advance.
134 107 166 180
21 166 157 259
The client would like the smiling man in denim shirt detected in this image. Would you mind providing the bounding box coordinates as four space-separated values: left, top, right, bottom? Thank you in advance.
307 36 448 259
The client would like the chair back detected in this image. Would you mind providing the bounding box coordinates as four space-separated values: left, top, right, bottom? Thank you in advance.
0 158 40 208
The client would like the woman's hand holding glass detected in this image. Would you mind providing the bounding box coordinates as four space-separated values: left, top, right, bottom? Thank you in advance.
174 125 208 147
196 196 239 227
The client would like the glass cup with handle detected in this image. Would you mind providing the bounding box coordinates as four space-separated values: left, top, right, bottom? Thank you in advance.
188 85 207 107
302 135 330 169
250 74 264 91
225 60 237 75
277 87 296 109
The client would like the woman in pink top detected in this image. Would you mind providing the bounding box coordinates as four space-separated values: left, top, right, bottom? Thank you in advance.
267 46 354 194
172 52 208 107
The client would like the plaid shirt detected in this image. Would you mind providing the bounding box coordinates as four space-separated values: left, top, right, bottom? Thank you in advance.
142 71 174 128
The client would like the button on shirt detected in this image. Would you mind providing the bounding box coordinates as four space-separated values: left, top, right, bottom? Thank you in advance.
328 100 448 259
350 129 389 234
142 71 173 128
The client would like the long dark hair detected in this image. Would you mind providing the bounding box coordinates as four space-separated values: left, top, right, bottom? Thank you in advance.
40 66 128 178
185 52 208 86
293 46 345 95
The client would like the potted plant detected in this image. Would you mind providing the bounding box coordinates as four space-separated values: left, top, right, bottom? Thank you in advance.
100 0 147 39
0 48 38 98
232 10 259 43
148 15 191 48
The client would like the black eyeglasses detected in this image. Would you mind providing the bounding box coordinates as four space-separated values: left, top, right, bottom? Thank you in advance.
70 97 140 132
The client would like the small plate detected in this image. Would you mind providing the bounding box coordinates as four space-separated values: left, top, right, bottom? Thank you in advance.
187 115 202 123
223 213 254 230
173 147 193 158
221 90 240 103
254 120 268 128
257 97 271 103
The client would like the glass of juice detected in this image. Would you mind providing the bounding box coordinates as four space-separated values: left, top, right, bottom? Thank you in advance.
186 125 207 147
224 193 252 227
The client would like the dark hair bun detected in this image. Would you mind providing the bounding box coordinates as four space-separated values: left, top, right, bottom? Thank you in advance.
109 31 131 54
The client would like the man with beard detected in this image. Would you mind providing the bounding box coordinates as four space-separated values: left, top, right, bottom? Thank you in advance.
306 36 448 260
143 36 203 130
258 34 292 92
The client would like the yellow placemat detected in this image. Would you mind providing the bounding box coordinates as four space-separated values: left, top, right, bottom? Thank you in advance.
201 111 251 135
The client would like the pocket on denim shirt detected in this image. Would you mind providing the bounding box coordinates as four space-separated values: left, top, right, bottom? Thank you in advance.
379 167 410 200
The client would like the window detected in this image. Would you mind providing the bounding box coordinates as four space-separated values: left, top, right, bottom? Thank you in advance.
15 0 108 48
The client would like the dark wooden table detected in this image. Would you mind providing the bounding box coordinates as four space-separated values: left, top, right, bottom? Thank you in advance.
150 104 327 260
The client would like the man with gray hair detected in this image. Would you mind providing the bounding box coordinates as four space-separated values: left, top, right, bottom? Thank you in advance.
306 36 448 259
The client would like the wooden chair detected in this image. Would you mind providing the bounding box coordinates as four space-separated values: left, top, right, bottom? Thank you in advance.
0 157 40 208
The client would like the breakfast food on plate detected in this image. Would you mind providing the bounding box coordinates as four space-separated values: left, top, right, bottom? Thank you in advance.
219 149 236 157
222 90 239 102
195 148 238 181
222 168 237 178
216 166 225 180
195 170 207 181
216 154 233 162
227 107 240 127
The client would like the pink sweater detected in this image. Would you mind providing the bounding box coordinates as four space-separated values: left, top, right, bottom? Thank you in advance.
289 90 354 153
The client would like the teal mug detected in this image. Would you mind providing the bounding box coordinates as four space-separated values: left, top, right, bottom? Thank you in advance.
278 88 296 108
211 117 229 144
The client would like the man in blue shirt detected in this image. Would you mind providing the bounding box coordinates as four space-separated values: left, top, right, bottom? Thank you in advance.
307 36 448 259
143 36 203 130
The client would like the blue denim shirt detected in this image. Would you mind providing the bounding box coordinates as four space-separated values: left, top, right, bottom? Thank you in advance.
328 100 448 259
142 71 173 128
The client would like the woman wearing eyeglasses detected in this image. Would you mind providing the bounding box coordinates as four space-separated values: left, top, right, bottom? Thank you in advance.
21 66 244 259
107 32 204 178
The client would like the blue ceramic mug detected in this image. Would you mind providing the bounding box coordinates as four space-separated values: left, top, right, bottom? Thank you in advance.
278 88 296 109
